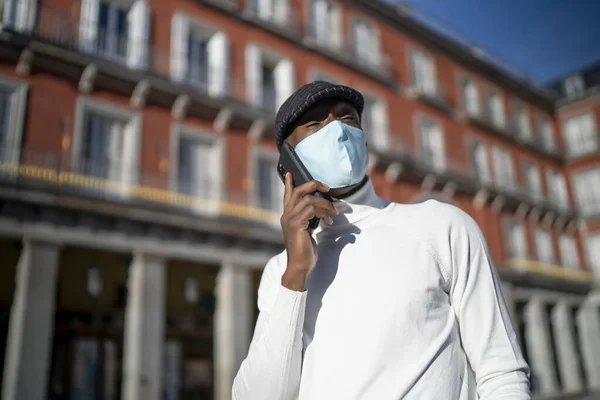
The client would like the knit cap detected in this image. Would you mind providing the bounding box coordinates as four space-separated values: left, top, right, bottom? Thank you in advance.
274 81 364 151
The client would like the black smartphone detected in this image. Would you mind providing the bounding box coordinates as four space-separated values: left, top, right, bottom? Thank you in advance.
277 142 331 230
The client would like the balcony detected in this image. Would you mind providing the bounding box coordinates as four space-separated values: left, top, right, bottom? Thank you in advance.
405 85 452 114
0 144 281 227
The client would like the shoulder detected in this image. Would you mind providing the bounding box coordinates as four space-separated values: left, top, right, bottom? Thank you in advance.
387 199 486 274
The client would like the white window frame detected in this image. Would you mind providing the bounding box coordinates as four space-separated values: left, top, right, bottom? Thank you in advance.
492 146 516 192
247 0 290 26
252 146 284 225
352 16 381 68
170 12 230 97
360 91 389 151
563 112 598 158
513 100 533 141
1 0 37 32
0 75 28 165
534 227 556 265
523 159 543 201
585 233 600 276
564 75 585 98
307 0 342 49
559 234 579 269
538 115 556 152
245 43 296 112
170 124 225 216
73 96 142 197
487 88 506 129
417 115 446 172
411 48 438 97
468 136 492 184
545 169 569 210
79 0 151 69
504 218 528 260
572 168 600 216
459 74 480 117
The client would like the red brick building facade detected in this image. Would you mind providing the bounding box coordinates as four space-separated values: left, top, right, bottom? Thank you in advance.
1 0 599 399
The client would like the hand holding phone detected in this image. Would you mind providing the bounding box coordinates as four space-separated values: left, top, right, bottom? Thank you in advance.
277 143 338 291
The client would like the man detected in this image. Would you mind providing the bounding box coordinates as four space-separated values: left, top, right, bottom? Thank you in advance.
233 81 530 399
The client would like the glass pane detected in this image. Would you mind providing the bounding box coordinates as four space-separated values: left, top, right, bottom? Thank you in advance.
187 37 209 87
262 65 277 112
0 90 12 154
178 138 196 196
257 157 273 210
115 8 128 58
71 339 100 400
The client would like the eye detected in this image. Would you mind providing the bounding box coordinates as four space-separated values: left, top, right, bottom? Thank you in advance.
342 115 355 121
307 121 322 129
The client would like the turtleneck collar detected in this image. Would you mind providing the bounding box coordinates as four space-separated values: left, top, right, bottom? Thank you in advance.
315 178 390 233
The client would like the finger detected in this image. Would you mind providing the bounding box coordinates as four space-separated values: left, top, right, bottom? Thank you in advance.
295 204 333 226
283 172 293 208
292 194 338 217
289 180 330 208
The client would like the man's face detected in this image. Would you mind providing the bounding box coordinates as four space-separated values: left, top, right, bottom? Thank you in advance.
284 98 362 148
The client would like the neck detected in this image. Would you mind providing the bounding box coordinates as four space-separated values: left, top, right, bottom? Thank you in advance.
316 177 390 232
329 176 369 199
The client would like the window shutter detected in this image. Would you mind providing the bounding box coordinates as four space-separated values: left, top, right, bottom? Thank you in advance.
108 120 124 182
79 0 100 53
559 235 578 269
369 99 389 150
258 0 273 19
274 0 289 25
330 4 342 47
274 58 295 110
208 32 230 98
120 117 141 190
432 125 445 170
170 13 189 82
245 44 263 108
586 235 600 275
10 0 36 32
127 0 150 69
424 55 436 95
313 0 328 41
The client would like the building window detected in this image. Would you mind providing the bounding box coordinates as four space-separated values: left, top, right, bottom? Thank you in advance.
79 0 150 69
418 116 445 171
487 89 506 129
254 149 284 213
563 113 598 158
469 139 492 184
247 0 290 26
246 44 295 113
353 17 381 68
2 0 37 32
513 102 533 141
460 76 480 117
74 98 142 196
535 228 555 265
412 49 437 97
170 13 230 97
523 160 543 201
173 126 223 214
545 170 569 210
0 76 28 165
492 147 516 191
362 94 389 151
573 168 600 216
308 0 341 49
586 234 600 276
539 116 556 152
505 219 528 259
564 75 585 98
559 235 579 269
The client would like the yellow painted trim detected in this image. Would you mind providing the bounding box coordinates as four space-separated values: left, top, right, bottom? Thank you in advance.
504 258 594 283
0 162 280 222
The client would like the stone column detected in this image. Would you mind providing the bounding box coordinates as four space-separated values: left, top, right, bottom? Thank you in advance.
121 252 165 400
551 302 584 393
524 296 559 395
2 239 60 400
576 302 600 390
214 262 253 400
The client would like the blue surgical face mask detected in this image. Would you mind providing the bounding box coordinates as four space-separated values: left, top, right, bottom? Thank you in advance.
294 120 369 189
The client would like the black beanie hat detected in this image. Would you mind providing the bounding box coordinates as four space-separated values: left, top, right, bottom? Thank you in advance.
274 81 364 151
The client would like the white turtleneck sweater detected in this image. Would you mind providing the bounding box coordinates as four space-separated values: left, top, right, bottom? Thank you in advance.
233 180 530 400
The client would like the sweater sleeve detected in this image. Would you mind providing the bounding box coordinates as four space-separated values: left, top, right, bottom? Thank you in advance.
449 213 531 400
232 255 307 400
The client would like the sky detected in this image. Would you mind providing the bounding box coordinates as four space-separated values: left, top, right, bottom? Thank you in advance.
384 0 600 84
